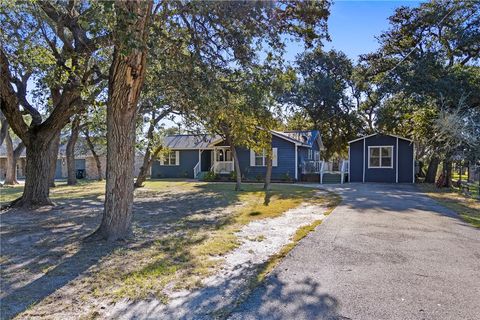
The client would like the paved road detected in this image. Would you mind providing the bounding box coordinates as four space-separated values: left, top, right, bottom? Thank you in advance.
229 184 480 320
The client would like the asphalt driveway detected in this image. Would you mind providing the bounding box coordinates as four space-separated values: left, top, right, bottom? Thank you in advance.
229 184 480 320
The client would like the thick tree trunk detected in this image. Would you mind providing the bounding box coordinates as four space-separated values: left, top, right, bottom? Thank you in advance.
263 155 273 191
425 156 439 183
84 129 103 181
66 117 81 185
91 0 152 241
15 137 55 207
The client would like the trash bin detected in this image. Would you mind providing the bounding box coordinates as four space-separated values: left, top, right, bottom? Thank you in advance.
76 169 85 179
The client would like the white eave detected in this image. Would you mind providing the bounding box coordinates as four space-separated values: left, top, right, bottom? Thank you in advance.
348 133 413 144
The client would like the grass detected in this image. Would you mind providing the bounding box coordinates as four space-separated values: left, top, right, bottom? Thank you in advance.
107 182 338 298
0 180 106 206
8 179 339 304
418 183 480 228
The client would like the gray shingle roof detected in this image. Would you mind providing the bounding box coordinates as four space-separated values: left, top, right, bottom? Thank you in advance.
163 134 220 149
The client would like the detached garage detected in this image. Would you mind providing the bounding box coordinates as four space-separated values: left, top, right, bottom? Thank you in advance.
348 133 414 183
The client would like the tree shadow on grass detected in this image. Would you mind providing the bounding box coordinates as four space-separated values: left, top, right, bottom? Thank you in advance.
0 240 117 320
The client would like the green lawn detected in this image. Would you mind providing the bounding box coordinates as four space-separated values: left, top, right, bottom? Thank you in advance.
450 173 479 198
418 184 480 228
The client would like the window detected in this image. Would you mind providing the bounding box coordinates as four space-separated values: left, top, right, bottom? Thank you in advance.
369 146 393 168
162 151 178 166
255 150 266 166
251 148 277 167
308 150 320 161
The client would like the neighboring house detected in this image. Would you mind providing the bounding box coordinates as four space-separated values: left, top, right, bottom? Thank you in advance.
0 139 144 180
151 130 324 181
348 133 414 183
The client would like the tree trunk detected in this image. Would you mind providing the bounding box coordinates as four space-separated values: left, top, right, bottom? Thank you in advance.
91 0 152 241
15 137 55 207
134 110 169 188
263 155 272 191
134 147 159 188
4 133 25 185
66 117 81 185
230 144 242 191
49 132 61 188
425 156 439 183
84 129 103 181
0 112 7 146
443 159 452 188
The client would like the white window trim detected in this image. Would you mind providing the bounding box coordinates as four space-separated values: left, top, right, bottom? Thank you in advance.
160 150 180 166
250 148 277 167
367 146 393 169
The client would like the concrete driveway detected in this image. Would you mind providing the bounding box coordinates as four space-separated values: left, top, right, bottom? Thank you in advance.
229 184 480 320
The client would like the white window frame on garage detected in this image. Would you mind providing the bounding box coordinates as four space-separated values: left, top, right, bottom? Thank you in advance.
368 146 393 169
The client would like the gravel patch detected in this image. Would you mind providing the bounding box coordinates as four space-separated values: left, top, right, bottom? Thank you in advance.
106 197 329 320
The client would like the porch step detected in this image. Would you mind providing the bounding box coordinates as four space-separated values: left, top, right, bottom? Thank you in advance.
322 173 345 184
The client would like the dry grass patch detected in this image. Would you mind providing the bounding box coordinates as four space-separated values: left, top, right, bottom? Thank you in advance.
418 184 480 228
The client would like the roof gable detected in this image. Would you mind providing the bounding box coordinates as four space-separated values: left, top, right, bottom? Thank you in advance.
348 133 413 144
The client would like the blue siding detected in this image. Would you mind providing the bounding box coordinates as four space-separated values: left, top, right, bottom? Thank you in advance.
151 150 199 178
398 139 414 183
364 135 396 183
349 134 414 183
349 141 363 182
237 135 296 180
149 135 323 181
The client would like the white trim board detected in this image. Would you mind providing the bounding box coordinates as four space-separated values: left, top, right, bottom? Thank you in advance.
396 138 399 183
348 133 413 144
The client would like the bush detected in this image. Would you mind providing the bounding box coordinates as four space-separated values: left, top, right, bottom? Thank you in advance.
203 171 218 181
282 171 293 182
229 171 237 181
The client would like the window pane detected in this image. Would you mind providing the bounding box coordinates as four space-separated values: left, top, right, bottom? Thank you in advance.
170 151 176 165
370 148 379 157
382 157 391 167
255 156 263 166
381 147 391 157
370 157 380 167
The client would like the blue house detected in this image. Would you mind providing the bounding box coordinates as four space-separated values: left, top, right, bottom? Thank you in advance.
151 130 324 181
348 133 414 183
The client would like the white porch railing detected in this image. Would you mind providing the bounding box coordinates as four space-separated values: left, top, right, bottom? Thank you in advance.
302 161 321 174
211 161 234 173
193 161 201 179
